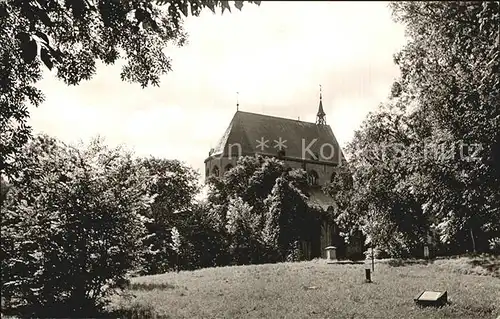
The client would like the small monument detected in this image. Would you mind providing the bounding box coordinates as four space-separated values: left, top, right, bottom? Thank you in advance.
414 290 448 307
325 246 337 263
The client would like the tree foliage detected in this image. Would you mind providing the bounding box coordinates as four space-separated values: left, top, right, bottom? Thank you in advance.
328 1 500 256
389 1 500 253
1 134 155 317
174 201 231 270
135 157 200 274
0 0 260 176
225 196 262 264
263 174 311 261
206 155 317 264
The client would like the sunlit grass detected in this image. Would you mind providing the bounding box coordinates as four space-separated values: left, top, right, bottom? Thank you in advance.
111 256 500 319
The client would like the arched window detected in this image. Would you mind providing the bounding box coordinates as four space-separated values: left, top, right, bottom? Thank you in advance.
224 164 233 172
212 166 219 177
308 170 319 185
346 174 354 188
277 149 286 158
205 167 209 177
330 172 337 183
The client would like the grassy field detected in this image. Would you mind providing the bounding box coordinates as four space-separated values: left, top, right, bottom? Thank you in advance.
112 257 500 319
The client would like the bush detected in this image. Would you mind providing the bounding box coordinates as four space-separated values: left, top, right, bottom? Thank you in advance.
1 135 154 317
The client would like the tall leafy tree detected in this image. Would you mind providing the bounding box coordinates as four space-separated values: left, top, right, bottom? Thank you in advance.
390 1 500 252
326 107 428 257
207 155 316 263
136 157 200 274
225 196 262 264
205 155 267 236
262 173 312 262
331 1 500 256
1 134 155 317
174 201 231 270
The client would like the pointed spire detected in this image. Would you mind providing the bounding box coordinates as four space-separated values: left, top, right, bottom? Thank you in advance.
236 92 239 111
316 84 326 125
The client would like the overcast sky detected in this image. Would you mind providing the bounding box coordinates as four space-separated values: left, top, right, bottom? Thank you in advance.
28 1 407 181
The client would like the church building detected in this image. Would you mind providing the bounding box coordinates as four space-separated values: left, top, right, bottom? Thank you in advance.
204 88 361 260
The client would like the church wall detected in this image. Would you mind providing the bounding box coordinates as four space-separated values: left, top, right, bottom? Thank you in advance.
302 162 340 186
206 154 343 187
205 156 239 179
205 157 221 178
281 159 341 186
284 160 303 170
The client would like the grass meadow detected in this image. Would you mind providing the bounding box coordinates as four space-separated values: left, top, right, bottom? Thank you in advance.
111 256 500 319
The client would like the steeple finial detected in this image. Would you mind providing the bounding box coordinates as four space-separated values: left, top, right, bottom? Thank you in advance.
236 92 239 111
316 84 326 125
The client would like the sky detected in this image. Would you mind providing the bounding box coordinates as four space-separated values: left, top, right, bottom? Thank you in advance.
28 1 407 182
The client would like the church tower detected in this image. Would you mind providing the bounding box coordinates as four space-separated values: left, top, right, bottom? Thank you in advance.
316 85 326 125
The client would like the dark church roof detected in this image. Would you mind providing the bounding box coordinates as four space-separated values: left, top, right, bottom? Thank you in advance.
210 111 344 164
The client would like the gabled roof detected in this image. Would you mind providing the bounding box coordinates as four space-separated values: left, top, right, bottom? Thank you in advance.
210 111 344 164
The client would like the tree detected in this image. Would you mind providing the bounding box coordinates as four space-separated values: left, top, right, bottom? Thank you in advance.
204 155 267 238
135 157 200 274
1 134 155 317
0 0 260 177
262 174 311 262
206 155 315 264
225 196 262 264
174 201 231 270
0 175 10 203
331 1 500 256
324 105 430 257
389 1 500 253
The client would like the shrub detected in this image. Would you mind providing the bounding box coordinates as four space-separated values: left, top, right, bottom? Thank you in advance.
1 135 155 317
